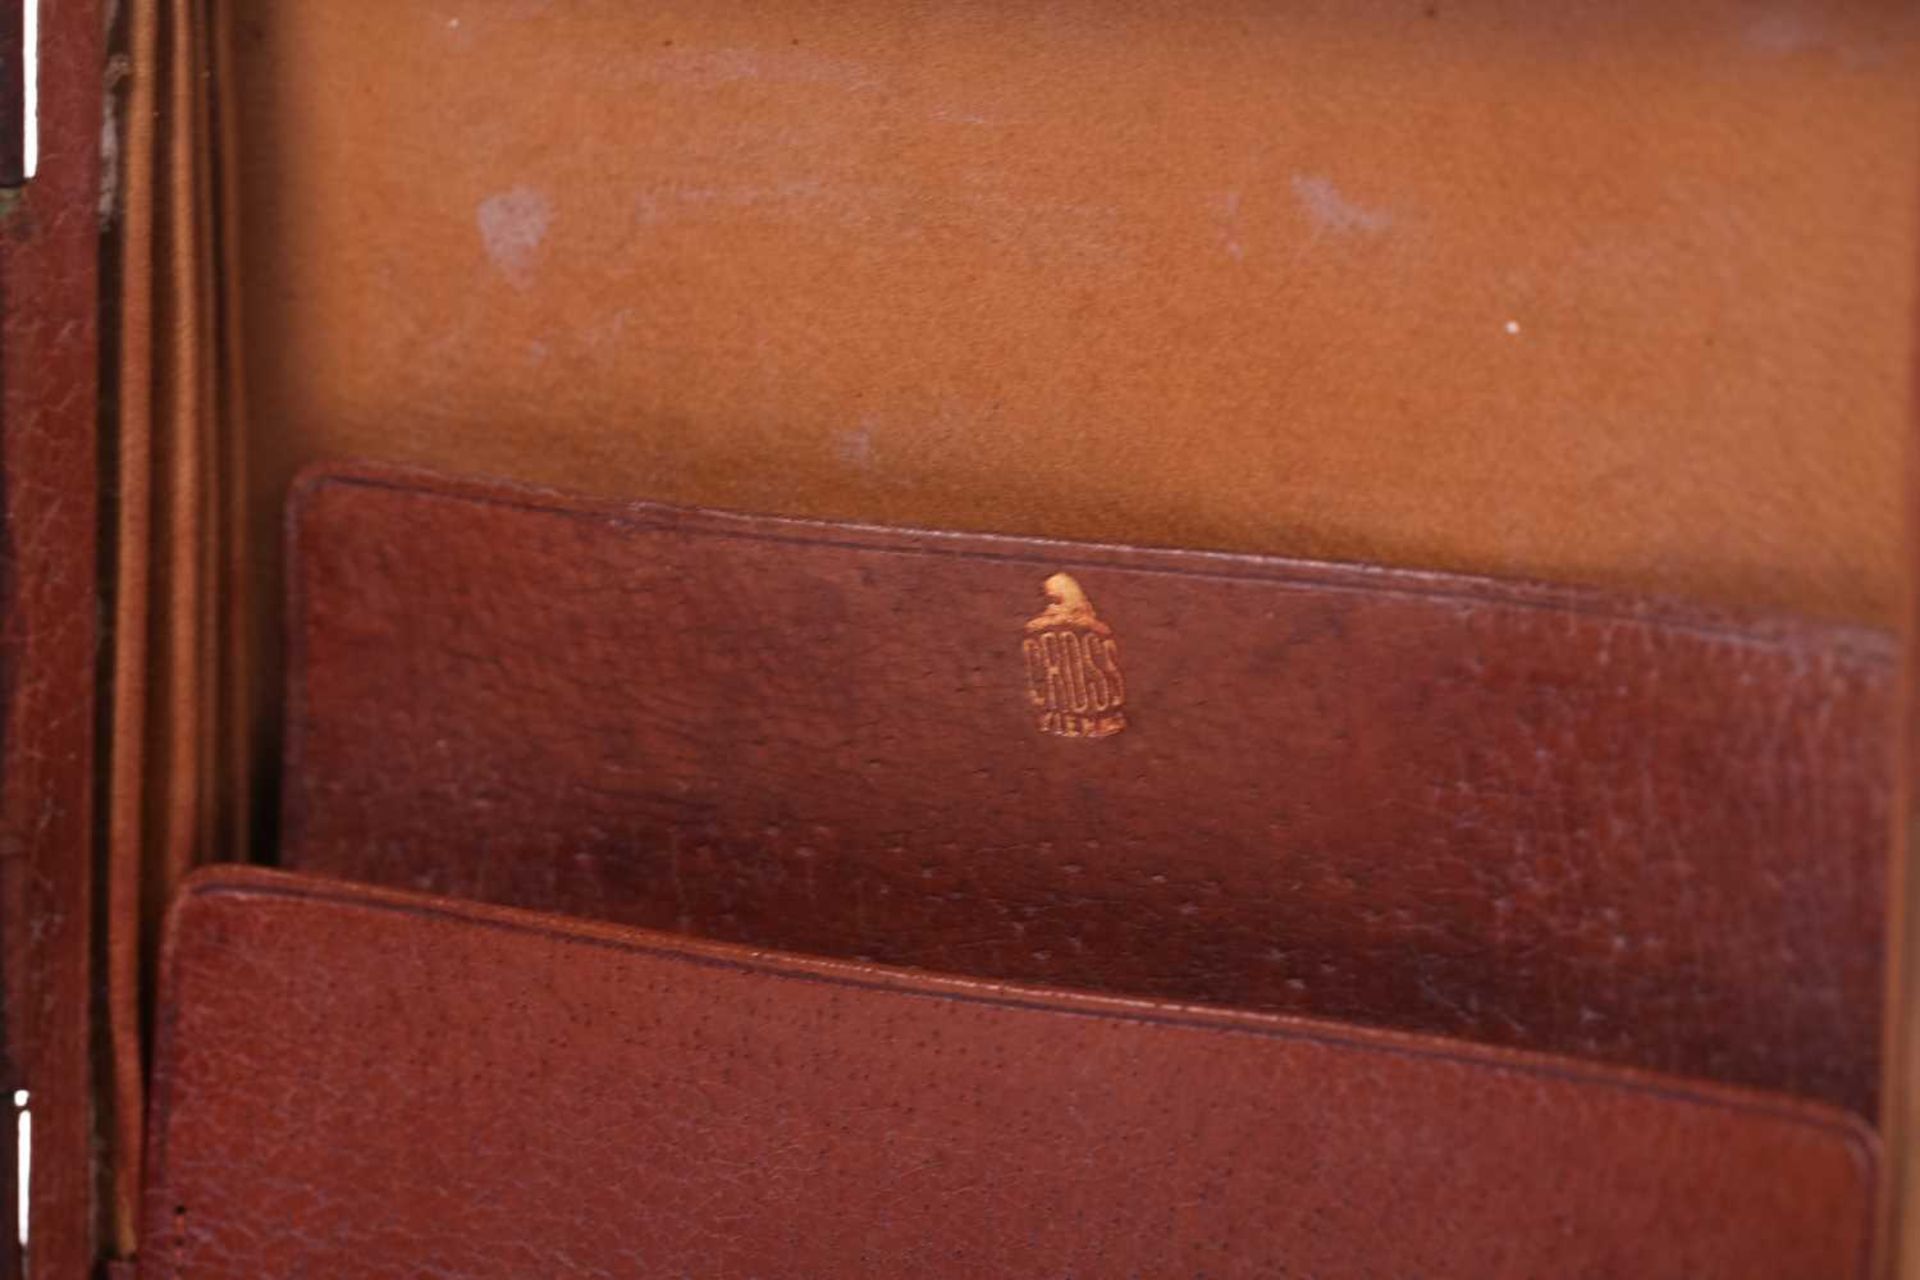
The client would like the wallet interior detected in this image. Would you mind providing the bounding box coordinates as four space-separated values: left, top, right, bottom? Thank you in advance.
83 0 1920 1269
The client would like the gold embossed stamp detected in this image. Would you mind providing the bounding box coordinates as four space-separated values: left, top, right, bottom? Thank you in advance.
1023 573 1127 739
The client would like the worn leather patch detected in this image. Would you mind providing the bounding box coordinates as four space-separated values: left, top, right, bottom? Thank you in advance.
283 462 1895 1117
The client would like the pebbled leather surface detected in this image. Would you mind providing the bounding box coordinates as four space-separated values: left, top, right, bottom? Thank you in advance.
144 866 1880 1279
0 0 102 1274
284 463 1895 1118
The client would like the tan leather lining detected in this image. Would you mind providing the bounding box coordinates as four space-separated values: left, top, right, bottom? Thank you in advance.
211 0 253 877
104 0 251 1256
227 1 1918 628
104 0 157 1257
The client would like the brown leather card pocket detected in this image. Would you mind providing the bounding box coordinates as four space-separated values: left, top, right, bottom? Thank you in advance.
145 867 1877 1279
283 462 1894 1116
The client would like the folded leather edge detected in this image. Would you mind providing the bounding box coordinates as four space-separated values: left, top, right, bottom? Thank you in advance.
104 0 249 1260
150 863 1884 1196
104 0 157 1261
286 458 1897 661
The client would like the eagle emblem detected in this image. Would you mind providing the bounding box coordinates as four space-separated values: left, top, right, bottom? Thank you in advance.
1023 573 1127 739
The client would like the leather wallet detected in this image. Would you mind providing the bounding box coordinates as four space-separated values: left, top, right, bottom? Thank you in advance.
146 866 1880 1279
286 462 1894 1118
3 1 1918 1275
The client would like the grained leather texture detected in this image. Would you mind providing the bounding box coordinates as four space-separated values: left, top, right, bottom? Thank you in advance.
284 464 1895 1118
144 867 1880 1279
0 0 103 1274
